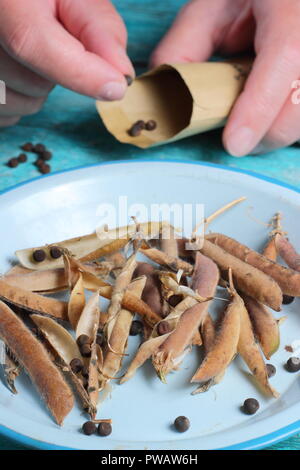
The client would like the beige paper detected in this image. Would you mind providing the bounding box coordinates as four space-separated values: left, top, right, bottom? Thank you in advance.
96 59 252 149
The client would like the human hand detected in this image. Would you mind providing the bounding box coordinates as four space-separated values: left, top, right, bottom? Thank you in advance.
151 0 300 156
0 0 133 127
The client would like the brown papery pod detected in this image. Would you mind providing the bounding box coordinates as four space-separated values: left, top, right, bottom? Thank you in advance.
0 303 74 425
68 273 85 330
97 60 252 148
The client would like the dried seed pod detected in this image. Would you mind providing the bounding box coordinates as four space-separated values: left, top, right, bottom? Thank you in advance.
140 247 193 275
76 291 100 341
134 262 163 317
0 342 21 394
275 234 300 272
0 303 74 425
68 274 85 330
201 239 283 311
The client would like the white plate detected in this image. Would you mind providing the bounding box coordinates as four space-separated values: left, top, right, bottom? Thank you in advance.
0 160 300 450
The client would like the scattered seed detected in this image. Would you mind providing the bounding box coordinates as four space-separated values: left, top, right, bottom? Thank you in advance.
282 295 295 305
174 416 190 432
97 422 112 436
81 343 92 358
82 421 96 435
50 246 62 259
286 357 300 372
77 334 91 347
70 358 83 374
41 151 52 161
39 163 51 174
7 158 19 168
21 142 33 152
32 249 46 263
35 158 44 167
34 143 46 153
157 321 171 336
145 120 157 131
18 153 27 163
129 320 143 336
266 363 276 378
125 75 133 86
242 398 260 415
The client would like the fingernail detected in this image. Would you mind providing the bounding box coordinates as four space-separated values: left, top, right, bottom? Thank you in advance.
225 126 256 157
98 81 127 101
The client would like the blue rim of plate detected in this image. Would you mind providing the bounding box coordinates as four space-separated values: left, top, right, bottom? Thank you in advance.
0 158 299 451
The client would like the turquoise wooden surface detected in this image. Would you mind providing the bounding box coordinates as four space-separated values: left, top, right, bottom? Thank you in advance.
0 0 300 451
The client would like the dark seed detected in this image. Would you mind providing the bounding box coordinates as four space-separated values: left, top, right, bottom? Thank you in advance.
35 158 44 167
266 363 276 378
168 294 183 308
40 150 52 161
77 334 91 347
50 246 62 259
82 421 96 435
18 153 27 163
70 358 83 374
7 158 19 168
21 142 34 152
81 366 89 379
96 331 104 346
129 320 143 336
39 163 51 174
157 321 171 336
97 422 112 437
242 398 260 415
33 143 46 153
32 249 46 263
128 120 145 137
282 295 295 305
145 119 157 131
125 75 133 86
174 416 190 433
81 343 92 358
286 356 300 372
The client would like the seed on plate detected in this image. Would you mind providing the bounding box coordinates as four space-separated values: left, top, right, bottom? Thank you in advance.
81 366 89 379
286 357 300 372
35 158 44 167
33 143 46 153
7 158 19 168
157 321 171 336
145 120 157 131
242 398 260 415
124 75 133 86
97 422 112 436
81 343 92 358
21 142 33 152
50 246 62 259
18 153 27 163
82 421 96 435
39 163 51 174
266 363 276 378
77 334 91 347
70 358 83 374
129 320 143 336
174 416 190 433
282 295 295 305
40 151 52 161
32 249 46 263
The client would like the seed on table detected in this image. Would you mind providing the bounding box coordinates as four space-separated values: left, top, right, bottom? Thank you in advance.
242 398 260 415
266 364 276 378
77 334 91 347
50 246 62 259
32 249 46 263
81 366 89 379
129 320 143 336
81 343 92 358
286 357 300 372
124 75 133 86
33 143 46 153
40 151 52 161
18 153 27 163
82 421 96 435
97 422 112 437
174 416 190 433
70 358 83 374
7 158 19 168
21 142 34 152
282 295 295 305
157 321 171 336
145 119 157 131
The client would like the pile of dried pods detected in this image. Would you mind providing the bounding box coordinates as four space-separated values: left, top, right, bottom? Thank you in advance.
0 202 299 432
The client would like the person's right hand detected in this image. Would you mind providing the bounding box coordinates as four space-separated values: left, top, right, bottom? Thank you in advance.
0 0 134 128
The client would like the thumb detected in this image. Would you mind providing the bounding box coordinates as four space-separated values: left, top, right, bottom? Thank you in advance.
0 0 128 100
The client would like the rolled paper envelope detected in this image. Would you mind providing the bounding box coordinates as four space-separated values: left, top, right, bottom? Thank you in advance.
96 59 252 149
